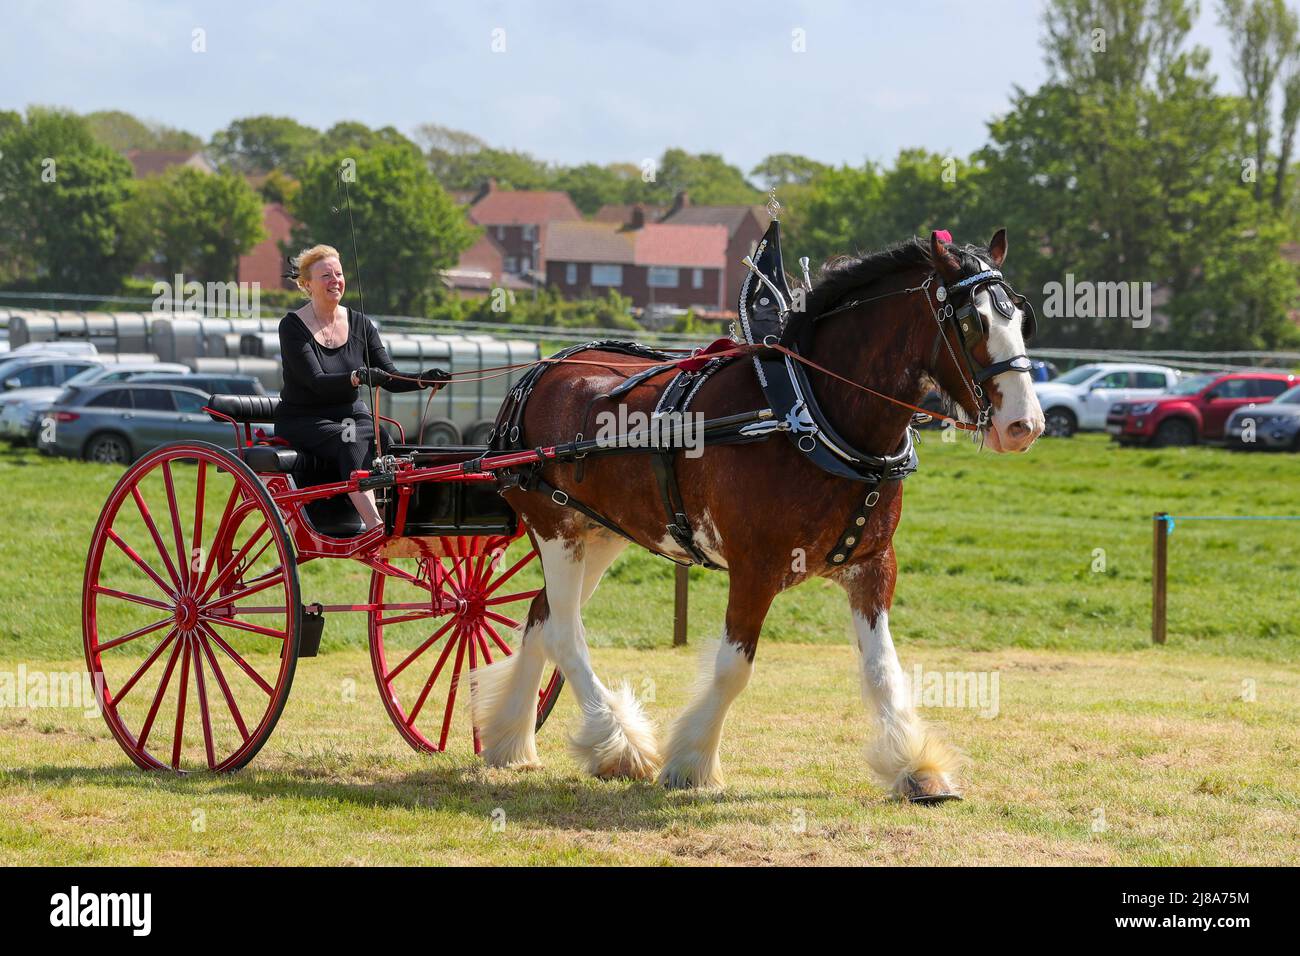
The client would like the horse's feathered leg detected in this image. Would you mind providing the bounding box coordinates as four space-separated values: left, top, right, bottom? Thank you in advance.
838 555 963 802
658 572 774 789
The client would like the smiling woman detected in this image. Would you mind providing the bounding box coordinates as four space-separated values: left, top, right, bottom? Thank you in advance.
273 245 448 530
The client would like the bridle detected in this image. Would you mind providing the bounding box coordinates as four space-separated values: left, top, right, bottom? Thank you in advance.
922 265 1037 430
796 255 1038 433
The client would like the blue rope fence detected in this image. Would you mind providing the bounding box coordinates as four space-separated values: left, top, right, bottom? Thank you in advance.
1159 514 1300 535
1150 512 1298 643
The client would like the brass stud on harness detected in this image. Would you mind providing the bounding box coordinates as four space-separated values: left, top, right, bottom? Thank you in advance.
844 536 856 546
832 553 846 563
855 516 866 526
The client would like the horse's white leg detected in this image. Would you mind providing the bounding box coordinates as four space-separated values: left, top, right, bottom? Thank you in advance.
658 576 772 789
532 533 659 779
472 597 548 770
840 562 962 801
475 531 631 771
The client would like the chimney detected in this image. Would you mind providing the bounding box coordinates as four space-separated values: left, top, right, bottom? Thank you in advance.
666 190 690 218
472 177 497 205
628 203 647 230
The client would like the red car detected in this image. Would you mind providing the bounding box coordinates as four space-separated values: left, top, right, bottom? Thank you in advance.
1106 371 1298 446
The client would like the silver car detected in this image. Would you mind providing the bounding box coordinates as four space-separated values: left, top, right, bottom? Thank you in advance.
1225 384 1300 450
0 361 190 444
36 382 250 464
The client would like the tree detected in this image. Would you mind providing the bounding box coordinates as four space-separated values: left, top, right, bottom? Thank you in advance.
84 110 203 152
290 145 478 315
978 0 1298 348
210 115 321 175
0 108 138 291
323 121 421 157
1217 0 1300 210
648 148 761 205
750 153 830 189
551 162 648 214
131 167 266 282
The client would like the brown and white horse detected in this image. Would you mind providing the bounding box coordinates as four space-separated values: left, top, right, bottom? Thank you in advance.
471 230 1044 800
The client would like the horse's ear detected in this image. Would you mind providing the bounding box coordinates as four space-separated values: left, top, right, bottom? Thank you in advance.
988 228 1008 268
929 230 961 282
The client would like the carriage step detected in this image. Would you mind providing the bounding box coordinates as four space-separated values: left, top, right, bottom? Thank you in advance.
292 604 325 659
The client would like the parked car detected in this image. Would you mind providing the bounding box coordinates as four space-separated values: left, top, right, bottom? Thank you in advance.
0 361 190 444
1106 371 1298 446
7 341 99 356
1223 383 1300 450
37 383 253 464
127 372 266 397
0 354 102 403
1034 362 1180 437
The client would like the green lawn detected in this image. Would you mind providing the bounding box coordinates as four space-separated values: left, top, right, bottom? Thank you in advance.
0 434 1297 864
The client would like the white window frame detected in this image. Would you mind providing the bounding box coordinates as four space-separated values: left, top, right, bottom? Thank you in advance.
503 256 518 273
565 263 577 285
648 266 679 288
591 264 623 287
521 224 536 241
692 268 704 289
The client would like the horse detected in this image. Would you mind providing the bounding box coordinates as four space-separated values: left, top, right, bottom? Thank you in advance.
470 229 1044 801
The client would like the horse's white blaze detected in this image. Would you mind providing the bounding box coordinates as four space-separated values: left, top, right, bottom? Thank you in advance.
529 534 660 779
658 635 752 788
973 282 1044 453
849 607 961 797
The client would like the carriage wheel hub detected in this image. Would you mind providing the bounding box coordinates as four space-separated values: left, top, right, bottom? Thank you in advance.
174 595 199 629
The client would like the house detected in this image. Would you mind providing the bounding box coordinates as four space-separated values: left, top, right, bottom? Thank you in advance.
657 192 770 308
593 202 667 227
467 179 582 277
441 231 533 299
237 202 298 293
124 149 216 178
544 220 728 311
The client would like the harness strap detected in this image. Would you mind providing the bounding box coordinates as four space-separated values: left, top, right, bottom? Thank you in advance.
826 481 888 566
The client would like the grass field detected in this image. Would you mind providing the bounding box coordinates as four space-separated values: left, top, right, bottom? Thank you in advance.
1 434 1297 865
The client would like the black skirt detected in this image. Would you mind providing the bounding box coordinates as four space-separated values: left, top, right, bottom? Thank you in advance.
273 401 392 482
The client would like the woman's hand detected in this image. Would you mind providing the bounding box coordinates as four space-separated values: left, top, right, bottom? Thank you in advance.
417 368 451 389
353 367 392 387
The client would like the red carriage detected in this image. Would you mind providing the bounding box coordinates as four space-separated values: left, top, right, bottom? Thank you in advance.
82 394 567 772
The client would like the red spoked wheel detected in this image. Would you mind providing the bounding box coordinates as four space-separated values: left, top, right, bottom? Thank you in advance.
368 536 562 753
82 441 301 772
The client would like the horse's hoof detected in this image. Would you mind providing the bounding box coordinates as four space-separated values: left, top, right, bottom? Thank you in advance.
899 772 963 805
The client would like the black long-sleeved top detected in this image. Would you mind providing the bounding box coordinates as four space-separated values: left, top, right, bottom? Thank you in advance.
276 307 420 418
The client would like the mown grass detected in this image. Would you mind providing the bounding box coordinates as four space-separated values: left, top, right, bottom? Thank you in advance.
0 434 1297 865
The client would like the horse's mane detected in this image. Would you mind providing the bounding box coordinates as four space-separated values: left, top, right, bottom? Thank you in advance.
806 236 989 315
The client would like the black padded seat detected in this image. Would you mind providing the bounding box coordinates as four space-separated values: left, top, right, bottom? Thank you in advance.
240 445 300 472
207 393 279 423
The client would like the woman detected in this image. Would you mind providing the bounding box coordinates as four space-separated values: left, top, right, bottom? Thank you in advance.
276 244 448 531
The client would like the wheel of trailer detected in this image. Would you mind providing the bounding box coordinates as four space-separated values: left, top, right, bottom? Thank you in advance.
418 418 461 446
83 441 301 772
368 537 563 753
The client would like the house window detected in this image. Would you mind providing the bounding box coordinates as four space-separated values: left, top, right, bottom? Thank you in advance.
520 256 532 274
591 264 623 286
692 268 704 289
521 224 536 241
648 267 679 288
565 263 577 285
496 226 507 241
504 256 518 273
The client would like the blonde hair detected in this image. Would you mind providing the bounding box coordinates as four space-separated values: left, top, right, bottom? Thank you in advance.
292 244 341 294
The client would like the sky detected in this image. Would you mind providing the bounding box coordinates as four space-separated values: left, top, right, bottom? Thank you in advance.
1 0 1243 174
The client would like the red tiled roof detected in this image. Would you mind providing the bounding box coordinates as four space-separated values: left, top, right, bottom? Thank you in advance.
124 149 214 178
659 204 769 237
469 189 582 226
633 224 728 269
544 221 636 263
593 203 666 225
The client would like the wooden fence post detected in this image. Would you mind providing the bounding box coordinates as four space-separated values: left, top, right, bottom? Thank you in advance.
1152 512 1168 645
673 564 689 646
